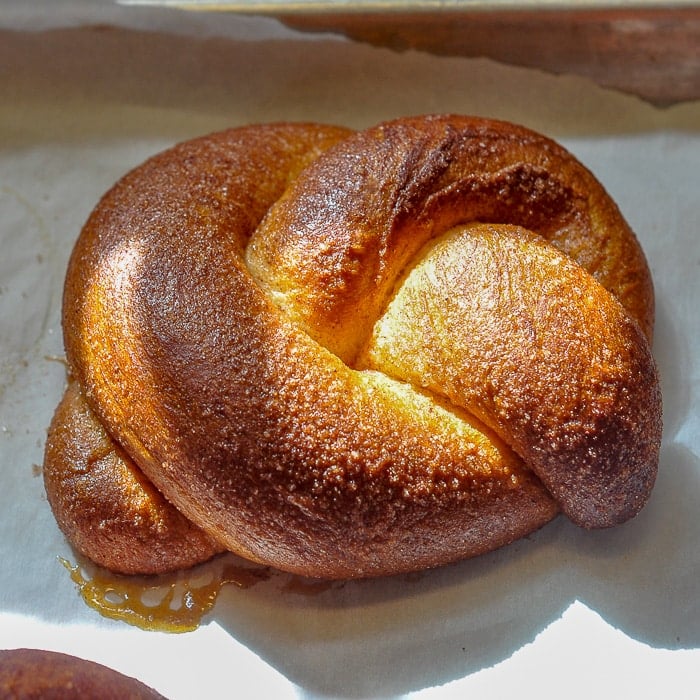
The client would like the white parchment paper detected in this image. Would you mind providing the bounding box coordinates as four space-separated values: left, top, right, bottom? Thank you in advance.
1 5 699 699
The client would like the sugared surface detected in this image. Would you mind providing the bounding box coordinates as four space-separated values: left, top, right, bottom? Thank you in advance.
44 115 661 580
0 649 166 699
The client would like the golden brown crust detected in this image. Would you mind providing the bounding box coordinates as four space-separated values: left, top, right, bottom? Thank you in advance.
362 223 660 527
248 115 654 361
0 649 166 699
45 115 661 579
44 380 224 575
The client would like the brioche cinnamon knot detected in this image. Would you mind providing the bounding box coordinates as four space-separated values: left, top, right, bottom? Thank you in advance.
44 115 662 579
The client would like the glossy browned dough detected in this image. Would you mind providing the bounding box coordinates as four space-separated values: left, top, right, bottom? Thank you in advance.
44 116 661 579
0 649 166 699
44 380 224 574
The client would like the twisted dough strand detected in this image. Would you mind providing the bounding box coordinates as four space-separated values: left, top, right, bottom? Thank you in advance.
247 115 654 362
45 116 661 578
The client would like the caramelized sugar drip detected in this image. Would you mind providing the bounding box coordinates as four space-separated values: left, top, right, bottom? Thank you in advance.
60 555 270 633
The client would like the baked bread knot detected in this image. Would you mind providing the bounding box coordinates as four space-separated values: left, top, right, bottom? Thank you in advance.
0 649 166 699
44 115 662 579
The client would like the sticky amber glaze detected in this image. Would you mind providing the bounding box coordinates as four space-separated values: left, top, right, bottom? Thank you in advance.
61 556 270 633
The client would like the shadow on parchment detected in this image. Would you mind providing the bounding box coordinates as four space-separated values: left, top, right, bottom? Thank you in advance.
206 297 698 698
